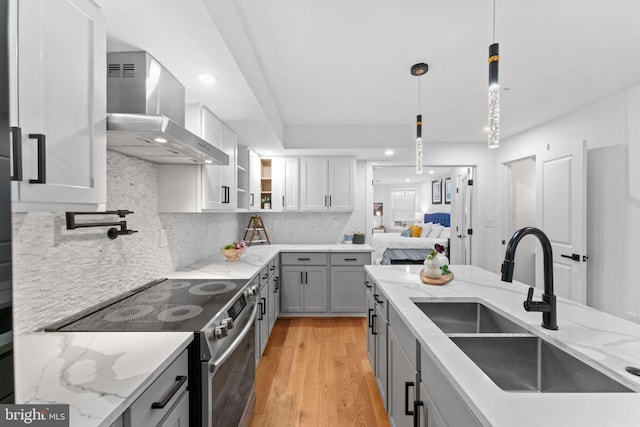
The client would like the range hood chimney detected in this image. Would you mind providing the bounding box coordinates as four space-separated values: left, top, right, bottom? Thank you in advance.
106 51 229 165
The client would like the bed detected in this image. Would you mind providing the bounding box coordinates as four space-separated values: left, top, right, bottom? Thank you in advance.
372 213 451 265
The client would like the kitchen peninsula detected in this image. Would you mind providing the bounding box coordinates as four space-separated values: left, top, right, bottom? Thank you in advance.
365 264 640 427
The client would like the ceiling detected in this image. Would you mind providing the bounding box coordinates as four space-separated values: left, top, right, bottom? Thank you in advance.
97 0 640 163
373 166 452 185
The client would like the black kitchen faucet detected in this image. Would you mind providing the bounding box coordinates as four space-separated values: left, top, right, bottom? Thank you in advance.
501 227 558 330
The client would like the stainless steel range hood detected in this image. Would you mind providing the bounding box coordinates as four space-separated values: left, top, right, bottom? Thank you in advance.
106 52 229 165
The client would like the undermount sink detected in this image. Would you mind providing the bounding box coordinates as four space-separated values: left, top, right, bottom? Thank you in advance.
414 301 634 393
451 336 633 393
415 301 528 334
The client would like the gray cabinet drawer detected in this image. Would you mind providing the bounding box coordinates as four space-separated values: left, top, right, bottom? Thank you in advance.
125 350 189 427
281 252 327 266
330 252 371 266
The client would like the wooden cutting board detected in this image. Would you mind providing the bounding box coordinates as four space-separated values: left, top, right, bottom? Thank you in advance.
420 270 454 286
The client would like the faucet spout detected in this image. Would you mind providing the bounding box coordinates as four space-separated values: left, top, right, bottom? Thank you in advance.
501 227 558 330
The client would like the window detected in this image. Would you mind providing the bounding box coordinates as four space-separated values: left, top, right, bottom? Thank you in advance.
391 189 416 226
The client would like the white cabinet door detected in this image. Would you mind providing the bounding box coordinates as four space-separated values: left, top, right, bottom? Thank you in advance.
328 158 355 210
300 157 328 210
199 107 224 209
11 0 106 208
271 157 298 211
249 150 261 210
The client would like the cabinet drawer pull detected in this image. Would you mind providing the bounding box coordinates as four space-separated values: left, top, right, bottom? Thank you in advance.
297 257 311 261
364 281 372 289
258 301 264 320
404 381 415 416
28 133 46 184
10 127 22 181
368 308 374 328
344 258 357 261
329 195 332 207
305 271 308 284
261 298 266 316
374 294 383 305
250 193 254 206
151 375 187 409
300 272 304 284
371 314 377 335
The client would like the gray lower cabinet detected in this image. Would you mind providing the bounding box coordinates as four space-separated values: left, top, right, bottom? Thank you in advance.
365 279 375 368
329 252 370 313
255 266 271 363
365 274 389 410
124 350 189 427
268 257 280 333
281 265 327 312
388 328 418 427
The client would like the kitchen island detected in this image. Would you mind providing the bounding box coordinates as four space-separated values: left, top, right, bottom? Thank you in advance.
14 331 193 427
365 264 640 427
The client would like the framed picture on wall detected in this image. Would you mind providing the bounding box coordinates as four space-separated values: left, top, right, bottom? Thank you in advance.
432 180 442 204
444 178 452 204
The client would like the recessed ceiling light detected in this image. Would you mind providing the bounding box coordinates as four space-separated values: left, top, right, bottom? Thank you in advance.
204 159 213 164
265 150 274 156
405 178 410 182
484 126 490 132
385 150 394 156
154 137 167 143
197 73 218 85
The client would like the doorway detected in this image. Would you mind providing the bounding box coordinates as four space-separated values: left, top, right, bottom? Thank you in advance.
504 157 536 285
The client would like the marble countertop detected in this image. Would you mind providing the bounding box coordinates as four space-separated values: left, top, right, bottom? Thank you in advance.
365 264 640 427
167 243 374 280
14 332 193 427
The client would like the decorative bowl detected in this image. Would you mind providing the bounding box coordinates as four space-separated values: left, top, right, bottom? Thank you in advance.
221 247 245 262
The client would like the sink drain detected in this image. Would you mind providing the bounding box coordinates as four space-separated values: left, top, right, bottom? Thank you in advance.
625 366 640 376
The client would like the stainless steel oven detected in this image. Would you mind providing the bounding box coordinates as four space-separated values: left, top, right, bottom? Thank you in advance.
46 278 259 427
204 297 257 427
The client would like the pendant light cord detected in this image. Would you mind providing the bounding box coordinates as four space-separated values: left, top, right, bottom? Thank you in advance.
418 76 421 113
492 0 496 42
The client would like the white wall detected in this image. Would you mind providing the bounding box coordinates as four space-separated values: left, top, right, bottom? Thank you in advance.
493 84 640 321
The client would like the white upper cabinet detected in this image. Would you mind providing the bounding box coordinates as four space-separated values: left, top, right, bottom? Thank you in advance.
301 157 354 211
9 0 106 210
248 150 261 210
272 158 298 211
158 105 237 212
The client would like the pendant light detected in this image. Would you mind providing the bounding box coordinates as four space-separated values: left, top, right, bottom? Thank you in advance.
411 63 429 174
488 0 500 148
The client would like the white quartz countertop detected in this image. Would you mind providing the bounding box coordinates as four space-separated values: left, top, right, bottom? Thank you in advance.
14 331 193 427
167 243 374 280
365 264 640 427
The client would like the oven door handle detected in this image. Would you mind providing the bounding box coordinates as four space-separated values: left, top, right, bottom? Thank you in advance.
209 301 259 370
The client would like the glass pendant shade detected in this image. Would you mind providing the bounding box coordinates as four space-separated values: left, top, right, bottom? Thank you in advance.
488 43 500 148
416 114 423 174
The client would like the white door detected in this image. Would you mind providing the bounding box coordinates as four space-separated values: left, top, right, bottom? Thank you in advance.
328 158 354 210
536 140 587 303
300 157 327 210
12 0 106 206
450 169 473 265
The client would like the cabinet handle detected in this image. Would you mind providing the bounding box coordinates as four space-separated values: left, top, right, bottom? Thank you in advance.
262 274 269 280
368 308 374 328
329 195 332 207
270 266 276 271
275 276 279 292
324 195 328 207
344 257 357 261
374 294 384 305
151 375 187 409
261 298 266 315
10 127 22 181
28 133 46 184
371 314 377 335
297 257 311 261
300 272 304 284
414 400 425 427
258 301 264 321
305 271 308 284
405 382 415 416
282 195 285 207
250 193 254 206
364 280 372 289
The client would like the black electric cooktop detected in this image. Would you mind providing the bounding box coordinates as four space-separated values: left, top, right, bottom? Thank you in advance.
47 278 249 332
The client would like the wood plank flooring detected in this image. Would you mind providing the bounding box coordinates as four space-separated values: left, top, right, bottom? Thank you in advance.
249 317 390 427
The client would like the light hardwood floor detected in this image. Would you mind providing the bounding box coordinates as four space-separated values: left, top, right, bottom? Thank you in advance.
249 317 390 427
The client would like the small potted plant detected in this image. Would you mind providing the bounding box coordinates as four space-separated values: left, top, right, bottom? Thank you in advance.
262 196 271 210
221 240 247 262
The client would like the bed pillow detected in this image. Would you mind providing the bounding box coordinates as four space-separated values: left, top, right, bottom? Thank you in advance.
439 227 451 239
409 225 422 237
400 228 411 237
420 222 433 237
427 224 444 238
